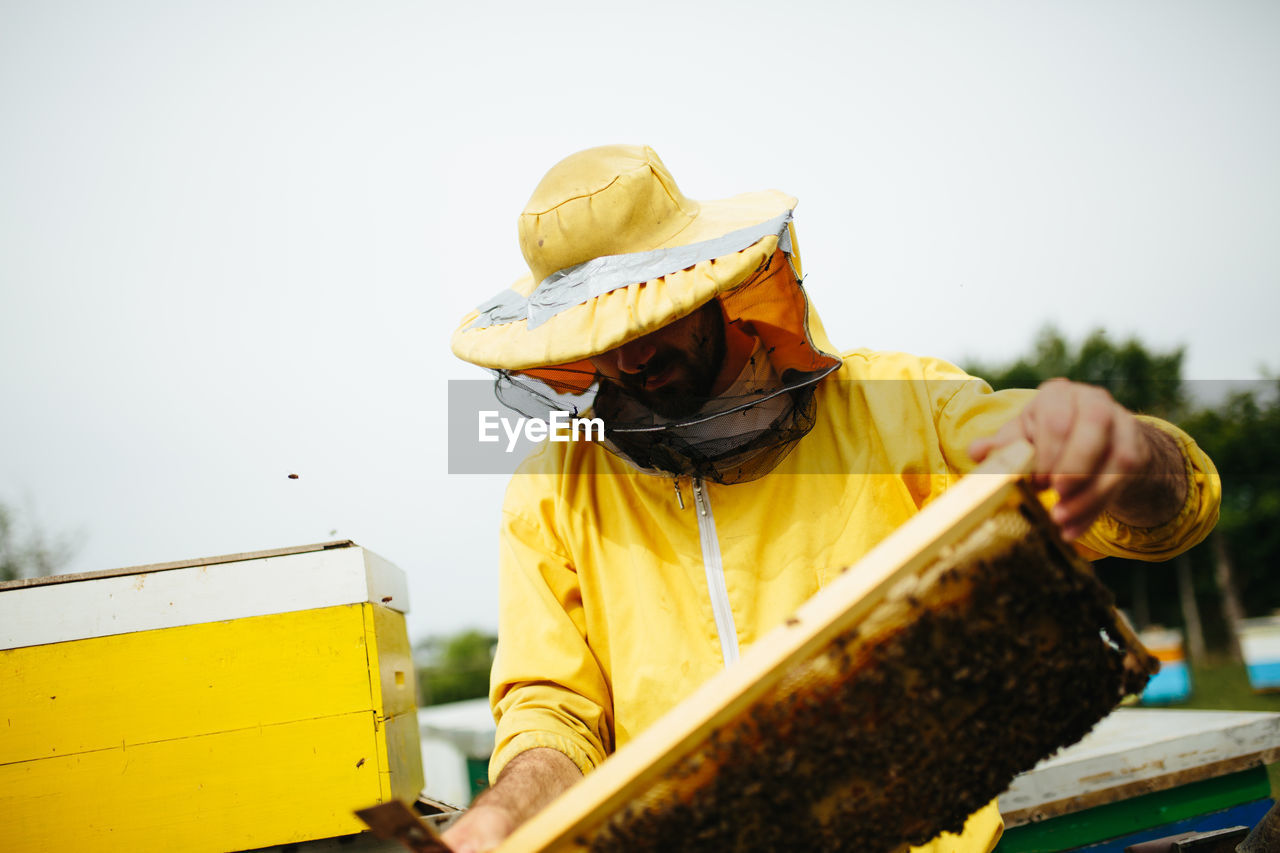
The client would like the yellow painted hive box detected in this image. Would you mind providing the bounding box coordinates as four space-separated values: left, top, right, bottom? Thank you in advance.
0 541 424 852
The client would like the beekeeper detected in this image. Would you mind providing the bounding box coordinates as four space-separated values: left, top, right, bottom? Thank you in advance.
444 145 1220 853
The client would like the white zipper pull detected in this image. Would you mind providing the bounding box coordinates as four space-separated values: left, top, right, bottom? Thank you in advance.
673 478 686 510
693 478 708 517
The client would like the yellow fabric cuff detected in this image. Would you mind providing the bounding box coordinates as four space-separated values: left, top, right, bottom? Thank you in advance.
489 730 601 786
1076 415 1220 561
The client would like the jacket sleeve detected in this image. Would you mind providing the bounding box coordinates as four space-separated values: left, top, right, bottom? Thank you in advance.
487 465 615 783
929 360 1221 562
1073 415 1221 560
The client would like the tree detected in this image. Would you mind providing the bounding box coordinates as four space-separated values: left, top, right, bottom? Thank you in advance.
964 325 1187 419
0 501 76 582
416 629 498 706
1181 381 1280 619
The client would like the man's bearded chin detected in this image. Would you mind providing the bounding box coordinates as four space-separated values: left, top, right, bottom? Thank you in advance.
622 356 719 419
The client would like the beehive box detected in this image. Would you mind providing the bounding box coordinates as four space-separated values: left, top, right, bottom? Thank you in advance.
1239 616 1280 692
0 541 424 853
1137 627 1192 704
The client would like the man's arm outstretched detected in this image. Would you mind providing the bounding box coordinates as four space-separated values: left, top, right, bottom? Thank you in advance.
440 747 582 853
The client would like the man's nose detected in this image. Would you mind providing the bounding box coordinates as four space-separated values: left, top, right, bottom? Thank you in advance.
615 338 657 374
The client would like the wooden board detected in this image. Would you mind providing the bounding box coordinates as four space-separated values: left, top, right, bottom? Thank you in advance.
356 800 450 852
998 708 1280 825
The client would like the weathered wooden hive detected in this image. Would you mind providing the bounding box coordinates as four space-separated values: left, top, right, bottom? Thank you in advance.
0 541 423 853
495 442 1159 853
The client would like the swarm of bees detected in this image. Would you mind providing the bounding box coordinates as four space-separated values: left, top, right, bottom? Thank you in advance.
580 501 1157 853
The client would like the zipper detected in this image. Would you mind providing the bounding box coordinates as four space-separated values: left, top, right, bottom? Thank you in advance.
692 477 740 666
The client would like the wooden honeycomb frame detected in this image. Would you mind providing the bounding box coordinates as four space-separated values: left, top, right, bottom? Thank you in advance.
495 441 1158 852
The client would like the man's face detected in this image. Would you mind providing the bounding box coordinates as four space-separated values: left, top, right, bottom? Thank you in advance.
589 300 726 419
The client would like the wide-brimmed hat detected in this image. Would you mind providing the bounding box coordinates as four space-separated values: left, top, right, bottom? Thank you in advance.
451 145 818 387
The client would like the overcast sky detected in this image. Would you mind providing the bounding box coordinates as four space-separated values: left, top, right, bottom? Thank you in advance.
2 1 1277 642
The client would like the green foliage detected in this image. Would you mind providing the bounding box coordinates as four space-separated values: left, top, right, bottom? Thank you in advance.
416 629 498 706
0 502 75 583
1182 381 1280 615
964 325 1187 418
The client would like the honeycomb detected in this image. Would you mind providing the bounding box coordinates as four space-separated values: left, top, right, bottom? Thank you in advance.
576 497 1157 852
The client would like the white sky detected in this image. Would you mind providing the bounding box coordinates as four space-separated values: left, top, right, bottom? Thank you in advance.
2 1 1277 642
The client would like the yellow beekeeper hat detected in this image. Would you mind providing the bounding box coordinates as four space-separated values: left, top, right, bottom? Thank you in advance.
451 145 832 391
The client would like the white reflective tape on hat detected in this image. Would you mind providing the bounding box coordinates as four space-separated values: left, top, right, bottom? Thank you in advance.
526 210 793 330
469 288 527 328
466 211 793 332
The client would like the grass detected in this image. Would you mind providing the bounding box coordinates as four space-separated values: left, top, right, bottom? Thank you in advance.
1176 655 1280 795
1182 657 1280 712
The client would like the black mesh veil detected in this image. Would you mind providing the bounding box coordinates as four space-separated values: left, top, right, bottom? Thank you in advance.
493 360 836 484
595 366 834 484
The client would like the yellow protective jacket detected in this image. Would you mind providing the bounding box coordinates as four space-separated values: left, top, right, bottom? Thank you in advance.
489 349 1220 852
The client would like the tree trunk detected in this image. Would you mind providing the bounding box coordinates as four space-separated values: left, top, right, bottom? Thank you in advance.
1131 562 1150 631
1212 532 1245 662
1176 555 1207 663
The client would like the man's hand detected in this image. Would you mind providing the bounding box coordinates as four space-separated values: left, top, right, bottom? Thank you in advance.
969 379 1187 542
440 748 582 853
439 801 517 853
